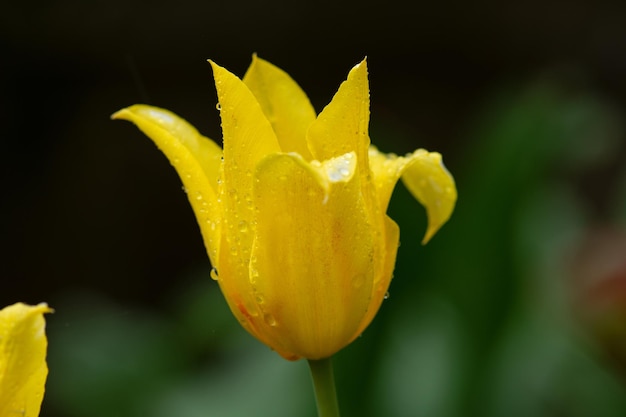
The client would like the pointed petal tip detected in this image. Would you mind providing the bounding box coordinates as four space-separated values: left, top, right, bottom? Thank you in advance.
7 302 54 315
111 104 155 121
350 58 368 74
33 302 54 314
111 107 129 120
208 59 221 74
208 59 224 72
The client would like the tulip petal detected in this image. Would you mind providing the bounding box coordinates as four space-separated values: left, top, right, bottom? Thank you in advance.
243 55 316 159
353 216 400 338
209 61 280 276
368 146 457 243
0 303 52 417
249 152 374 359
112 105 223 264
307 59 370 177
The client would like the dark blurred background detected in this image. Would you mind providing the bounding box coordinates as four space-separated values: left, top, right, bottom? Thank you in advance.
2 1 626 416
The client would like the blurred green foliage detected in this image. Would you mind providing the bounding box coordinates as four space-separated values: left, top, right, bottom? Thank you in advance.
39 76 626 417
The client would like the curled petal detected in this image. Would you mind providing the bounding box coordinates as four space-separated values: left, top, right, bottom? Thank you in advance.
112 105 223 264
0 303 52 417
243 55 316 158
249 152 374 360
369 146 457 243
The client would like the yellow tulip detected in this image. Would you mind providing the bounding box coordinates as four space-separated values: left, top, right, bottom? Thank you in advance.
0 303 52 417
113 56 456 360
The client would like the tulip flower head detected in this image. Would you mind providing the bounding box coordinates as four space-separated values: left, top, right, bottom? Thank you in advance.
113 56 456 360
0 303 52 417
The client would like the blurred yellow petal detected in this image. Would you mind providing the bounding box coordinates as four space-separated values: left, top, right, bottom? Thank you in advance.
354 216 399 337
112 105 223 264
369 146 457 243
249 152 374 360
0 303 52 417
243 55 315 159
307 59 370 177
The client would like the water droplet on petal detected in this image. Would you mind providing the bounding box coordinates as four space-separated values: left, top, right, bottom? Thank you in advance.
263 313 277 327
216 103 222 111
384 291 390 300
325 152 356 183
238 220 248 233
249 267 259 285
210 267 219 281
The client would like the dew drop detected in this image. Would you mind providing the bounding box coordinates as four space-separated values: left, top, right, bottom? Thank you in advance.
384 291 390 300
210 267 219 281
238 220 248 233
263 313 277 327
249 267 259 285
216 103 222 111
325 152 355 182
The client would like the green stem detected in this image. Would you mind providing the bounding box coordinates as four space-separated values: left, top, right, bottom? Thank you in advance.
308 357 341 417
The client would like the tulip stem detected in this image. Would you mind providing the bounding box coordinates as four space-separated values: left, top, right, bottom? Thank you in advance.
308 357 341 417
